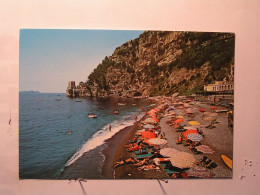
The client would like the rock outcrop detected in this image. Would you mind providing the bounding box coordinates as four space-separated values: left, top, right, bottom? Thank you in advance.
76 31 235 97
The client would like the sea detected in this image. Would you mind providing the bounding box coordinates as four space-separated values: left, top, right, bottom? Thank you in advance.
19 93 151 179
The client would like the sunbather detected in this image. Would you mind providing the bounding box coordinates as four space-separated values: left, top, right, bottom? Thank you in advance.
113 157 136 168
137 164 158 170
134 159 149 166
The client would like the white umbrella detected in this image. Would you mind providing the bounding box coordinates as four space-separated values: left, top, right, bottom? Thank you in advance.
160 148 180 157
147 138 167 146
170 152 196 169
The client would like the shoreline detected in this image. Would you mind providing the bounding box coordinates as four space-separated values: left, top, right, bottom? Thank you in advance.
102 117 144 178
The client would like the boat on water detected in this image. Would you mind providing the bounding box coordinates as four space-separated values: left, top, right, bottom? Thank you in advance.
88 113 97 118
75 100 82 102
55 98 61 101
118 103 126 106
114 110 119 114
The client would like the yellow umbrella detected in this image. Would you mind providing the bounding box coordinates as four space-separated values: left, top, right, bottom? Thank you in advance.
176 116 184 119
188 121 201 126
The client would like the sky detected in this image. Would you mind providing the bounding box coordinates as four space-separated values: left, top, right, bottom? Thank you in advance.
19 29 143 93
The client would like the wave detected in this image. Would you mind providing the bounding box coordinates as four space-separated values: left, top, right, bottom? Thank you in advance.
64 112 145 167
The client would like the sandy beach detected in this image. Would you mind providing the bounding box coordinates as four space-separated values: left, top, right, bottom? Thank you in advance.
108 97 233 179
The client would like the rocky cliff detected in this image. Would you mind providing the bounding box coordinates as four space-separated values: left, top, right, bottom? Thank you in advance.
83 31 235 97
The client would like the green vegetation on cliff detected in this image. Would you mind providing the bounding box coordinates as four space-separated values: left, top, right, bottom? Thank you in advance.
86 31 235 97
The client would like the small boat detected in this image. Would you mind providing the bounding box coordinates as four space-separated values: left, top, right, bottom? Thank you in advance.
132 104 137 106
118 103 126 106
114 110 119 114
75 100 82 102
55 98 61 101
88 113 97 118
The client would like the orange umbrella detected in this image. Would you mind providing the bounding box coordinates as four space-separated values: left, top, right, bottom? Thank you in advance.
183 129 199 138
199 108 205 112
174 119 184 123
151 117 159 123
210 106 217 109
148 113 157 118
141 130 156 139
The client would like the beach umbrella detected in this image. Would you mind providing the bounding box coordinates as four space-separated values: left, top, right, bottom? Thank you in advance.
208 113 218 117
184 103 190 108
170 152 196 169
143 124 156 129
160 148 180 157
186 165 215 178
148 113 157 118
187 133 203 142
195 145 215 154
176 116 184 119
183 126 198 130
188 121 201 126
169 111 176 115
151 117 159 123
143 118 157 124
199 108 205 112
210 106 217 109
174 119 184 123
141 131 156 139
202 116 216 122
183 129 199 138
147 138 167 146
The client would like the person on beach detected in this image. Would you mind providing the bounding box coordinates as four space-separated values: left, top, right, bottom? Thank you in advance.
113 157 136 168
134 115 137 122
109 124 111 132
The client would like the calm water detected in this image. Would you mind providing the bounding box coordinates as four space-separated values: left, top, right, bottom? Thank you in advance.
19 93 150 179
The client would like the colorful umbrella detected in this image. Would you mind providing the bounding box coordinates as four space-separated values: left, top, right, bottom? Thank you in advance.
143 118 157 124
143 124 156 129
160 148 180 157
195 145 215 154
141 131 156 139
176 116 184 119
187 133 203 142
188 121 201 126
183 126 197 130
174 119 184 123
210 106 217 109
170 152 196 169
151 117 159 123
202 116 216 122
199 108 205 112
148 114 157 118
183 129 199 138
208 113 218 117
147 138 167 146
186 165 215 178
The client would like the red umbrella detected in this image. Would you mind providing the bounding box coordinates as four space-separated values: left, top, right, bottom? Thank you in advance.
199 108 205 112
210 106 217 109
151 117 159 123
174 119 184 123
148 113 157 118
141 130 156 139
183 129 199 138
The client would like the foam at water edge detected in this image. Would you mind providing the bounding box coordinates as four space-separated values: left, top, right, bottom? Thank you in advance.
64 112 145 167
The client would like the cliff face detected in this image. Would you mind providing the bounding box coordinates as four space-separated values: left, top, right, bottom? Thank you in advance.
84 31 235 97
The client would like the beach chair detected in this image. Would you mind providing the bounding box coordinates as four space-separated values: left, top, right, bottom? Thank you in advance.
135 153 154 159
165 169 180 175
134 148 154 155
